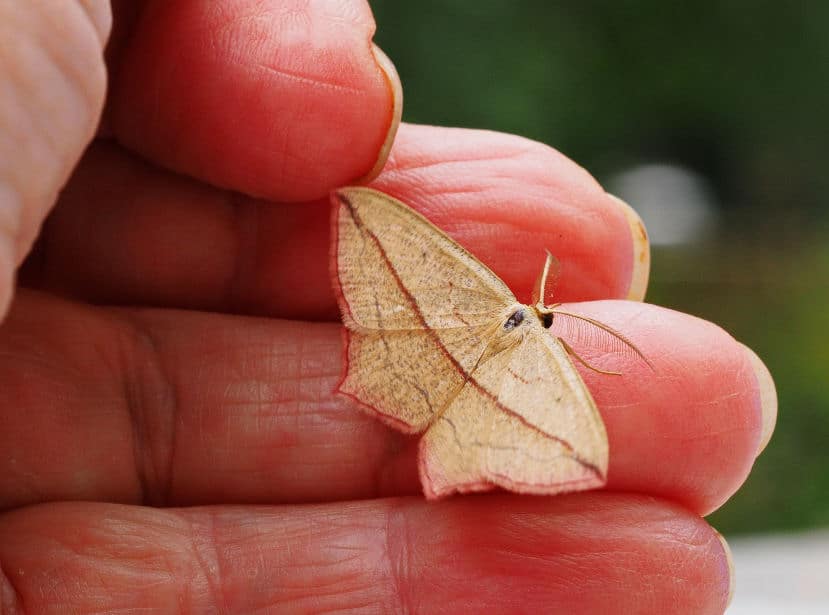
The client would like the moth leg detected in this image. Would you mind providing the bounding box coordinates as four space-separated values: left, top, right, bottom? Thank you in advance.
558 337 622 376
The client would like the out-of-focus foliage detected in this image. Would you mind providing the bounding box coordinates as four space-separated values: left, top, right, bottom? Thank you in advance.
372 1 829 534
649 244 829 533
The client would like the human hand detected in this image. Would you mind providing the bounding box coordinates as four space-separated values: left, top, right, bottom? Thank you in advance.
0 1 775 613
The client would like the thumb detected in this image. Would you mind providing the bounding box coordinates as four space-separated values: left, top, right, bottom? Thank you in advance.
0 1 110 318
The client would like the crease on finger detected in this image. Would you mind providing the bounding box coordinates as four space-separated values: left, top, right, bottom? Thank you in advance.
117 311 180 507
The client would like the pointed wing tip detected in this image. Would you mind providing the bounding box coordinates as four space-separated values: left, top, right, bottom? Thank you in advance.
331 189 352 208
332 186 376 207
332 186 371 208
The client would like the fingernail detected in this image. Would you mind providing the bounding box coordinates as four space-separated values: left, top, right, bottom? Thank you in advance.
607 193 650 302
357 43 403 183
714 530 735 608
741 344 777 455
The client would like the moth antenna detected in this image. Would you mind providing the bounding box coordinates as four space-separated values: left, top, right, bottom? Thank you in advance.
558 337 621 376
552 310 654 370
532 251 561 306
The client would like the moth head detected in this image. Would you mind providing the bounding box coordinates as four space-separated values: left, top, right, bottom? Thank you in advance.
541 310 554 329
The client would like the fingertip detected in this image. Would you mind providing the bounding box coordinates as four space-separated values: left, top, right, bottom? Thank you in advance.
110 1 399 201
561 301 764 514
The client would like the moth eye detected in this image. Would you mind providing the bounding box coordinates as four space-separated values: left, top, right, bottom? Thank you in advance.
504 309 525 330
542 313 554 329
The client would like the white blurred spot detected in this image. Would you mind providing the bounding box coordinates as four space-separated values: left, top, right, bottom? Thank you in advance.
726 531 829 614
607 163 719 245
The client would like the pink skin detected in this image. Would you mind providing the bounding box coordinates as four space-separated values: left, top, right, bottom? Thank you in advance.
0 1 765 612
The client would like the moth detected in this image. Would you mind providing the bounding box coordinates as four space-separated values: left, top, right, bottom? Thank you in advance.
331 187 640 499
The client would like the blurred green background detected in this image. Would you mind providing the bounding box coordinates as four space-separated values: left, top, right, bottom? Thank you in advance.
372 1 829 535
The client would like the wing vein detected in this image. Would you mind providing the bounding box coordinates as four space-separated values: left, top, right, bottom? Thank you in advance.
344 195 576 448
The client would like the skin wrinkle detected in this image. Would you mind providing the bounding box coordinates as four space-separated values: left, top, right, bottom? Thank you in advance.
191 510 230 613
384 500 416 615
382 146 534 176
255 62 366 95
288 568 367 606
425 185 488 199
93 509 196 609
119 312 180 507
382 132 603 209
262 332 304 435
694 389 745 407
270 519 387 612
215 509 279 613
0 497 731 612
121 341 152 506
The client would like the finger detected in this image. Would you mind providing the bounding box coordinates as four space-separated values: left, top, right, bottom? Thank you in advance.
0 292 772 514
553 300 776 515
106 0 401 202
370 124 649 304
0 494 732 614
0 1 109 318
23 124 648 318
